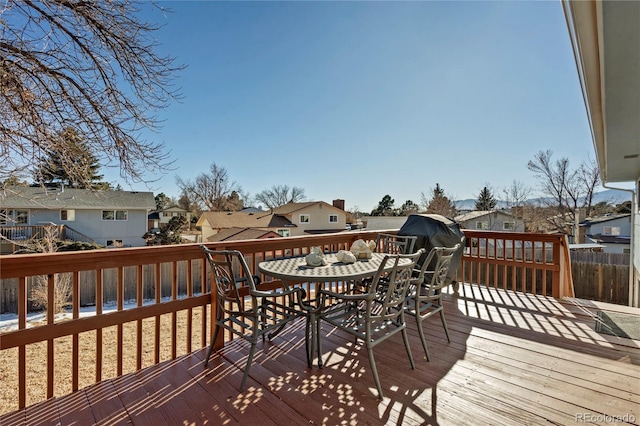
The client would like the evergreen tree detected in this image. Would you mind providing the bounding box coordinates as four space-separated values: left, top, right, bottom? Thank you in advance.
155 193 173 210
475 186 497 211
33 127 106 189
143 216 187 245
400 200 419 215
371 195 395 216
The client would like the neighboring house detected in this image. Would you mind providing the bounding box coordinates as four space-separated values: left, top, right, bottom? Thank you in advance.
196 210 293 242
196 201 347 241
581 214 632 254
148 206 191 231
0 186 155 248
272 201 347 236
455 210 525 232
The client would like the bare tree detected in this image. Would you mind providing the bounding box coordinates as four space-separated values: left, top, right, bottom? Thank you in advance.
176 163 245 212
527 150 601 235
255 185 306 209
527 150 572 213
502 180 532 209
579 158 602 216
0 1 183 187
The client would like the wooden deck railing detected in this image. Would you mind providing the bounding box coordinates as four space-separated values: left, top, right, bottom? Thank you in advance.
0 229 573 414
459 230 574 298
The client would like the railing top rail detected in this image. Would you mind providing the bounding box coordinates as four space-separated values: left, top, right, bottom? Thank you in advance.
0 230 383 279
461 230 567 242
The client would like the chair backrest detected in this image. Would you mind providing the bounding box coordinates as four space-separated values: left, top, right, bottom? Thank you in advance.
374 233 417 255
200 246 256 314
413 244 460 300
371 249 424 318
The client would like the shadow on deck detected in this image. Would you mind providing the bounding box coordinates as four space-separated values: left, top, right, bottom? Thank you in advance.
2 283 639 425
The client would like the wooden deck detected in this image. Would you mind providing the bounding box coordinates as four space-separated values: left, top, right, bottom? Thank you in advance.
2 283 639 425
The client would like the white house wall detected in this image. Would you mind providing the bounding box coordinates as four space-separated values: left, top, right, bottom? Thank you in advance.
289 204 346 236
588 216 631 236
28 208 148 247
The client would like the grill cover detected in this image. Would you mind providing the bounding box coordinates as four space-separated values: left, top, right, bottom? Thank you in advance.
398 214 465 283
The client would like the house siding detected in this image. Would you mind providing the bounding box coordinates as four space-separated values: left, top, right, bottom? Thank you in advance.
287 203 346 236
587 216 631 236
456 211 525 232
27 209 148 247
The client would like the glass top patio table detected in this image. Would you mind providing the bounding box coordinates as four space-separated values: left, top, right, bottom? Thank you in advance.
257 252 413 367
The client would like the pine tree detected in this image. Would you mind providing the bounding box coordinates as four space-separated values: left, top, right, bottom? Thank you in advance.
371 195 396 216
34 127 106 189
475 186 497 211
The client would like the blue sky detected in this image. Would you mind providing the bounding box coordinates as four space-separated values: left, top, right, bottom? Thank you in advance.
114 1 596 212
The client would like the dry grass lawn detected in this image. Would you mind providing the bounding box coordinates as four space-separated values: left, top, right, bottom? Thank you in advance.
0 307 209 416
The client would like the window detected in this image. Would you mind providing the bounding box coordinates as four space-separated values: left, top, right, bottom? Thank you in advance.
503 222 515 231
61 209 75 221
13 210 28 224
603 226 620 236
476 221 488 230
163 212 170 217
299 214 310 223
102 210 128 221
277 229 290 237
329 214 338 223
0 209 28 225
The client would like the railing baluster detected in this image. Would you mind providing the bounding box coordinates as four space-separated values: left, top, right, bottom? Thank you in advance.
96 269 103 382
171 261 177 360
72 271 79 392
136 264 143 370
117 266 123 376
18 276 26 409
154 262 161 364
47 274 54 399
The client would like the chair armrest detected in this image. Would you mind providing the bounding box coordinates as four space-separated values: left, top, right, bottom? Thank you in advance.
317 288 375 302
251 286 303 299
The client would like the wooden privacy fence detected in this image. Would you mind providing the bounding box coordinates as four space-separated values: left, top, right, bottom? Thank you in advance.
570 252 630 305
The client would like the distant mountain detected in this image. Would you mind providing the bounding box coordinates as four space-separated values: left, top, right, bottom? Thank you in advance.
454 189 631 211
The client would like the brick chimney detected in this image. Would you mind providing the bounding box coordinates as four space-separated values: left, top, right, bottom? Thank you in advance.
332 199 345 210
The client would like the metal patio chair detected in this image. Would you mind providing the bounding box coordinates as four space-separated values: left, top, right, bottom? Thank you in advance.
316 249 424 399
200 246 305 391
404 244 460 361
358 233 418 294
374 232 417 255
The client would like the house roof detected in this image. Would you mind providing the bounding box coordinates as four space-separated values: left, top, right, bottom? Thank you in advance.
206 227 281 242
587 235 631 245
273 201 344 215
197 211 293 229
582 214 631 226
1 186 155 210
157 206 189 213
455 210 515 222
